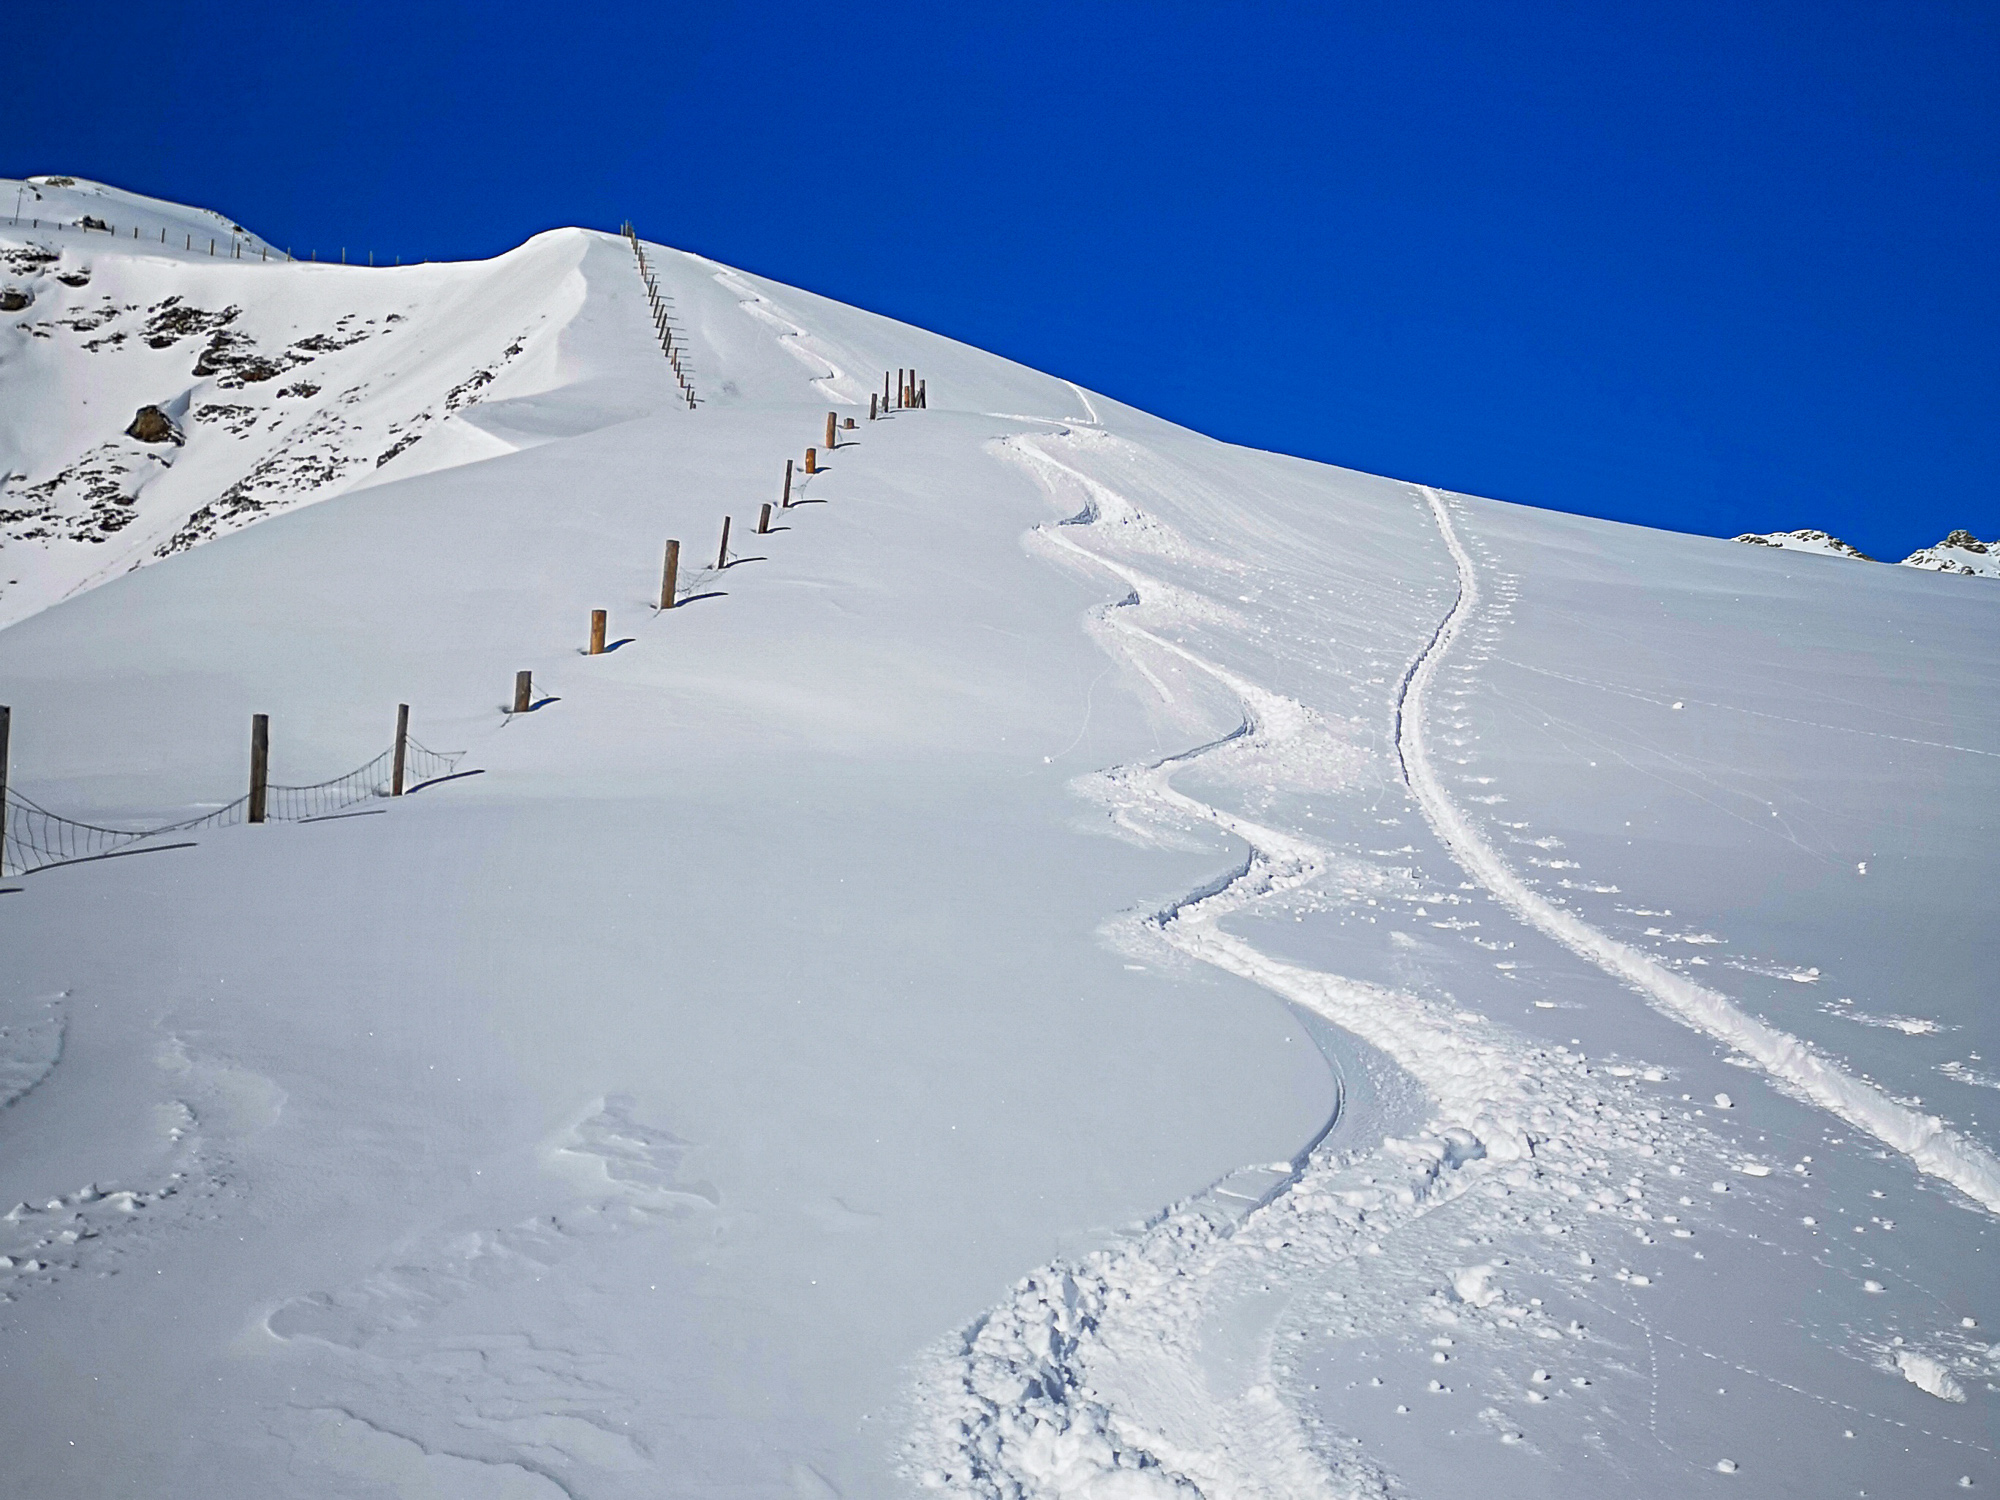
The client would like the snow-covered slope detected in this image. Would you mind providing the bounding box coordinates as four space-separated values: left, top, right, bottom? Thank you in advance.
2 189 1996 1500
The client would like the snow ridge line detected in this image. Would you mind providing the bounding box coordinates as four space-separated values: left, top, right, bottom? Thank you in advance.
1401 486 2000 1214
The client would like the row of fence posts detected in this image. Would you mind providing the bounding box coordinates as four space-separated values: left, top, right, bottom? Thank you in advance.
505 371 921 710
0 374 939 861
623 223 697 409
1 216 402 267
0 699 425 866
8 217 295 261
868 366 926 420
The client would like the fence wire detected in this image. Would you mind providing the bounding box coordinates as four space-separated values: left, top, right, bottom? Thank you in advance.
1 735 465 878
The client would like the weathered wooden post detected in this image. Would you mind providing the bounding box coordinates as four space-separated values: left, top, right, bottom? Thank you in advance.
782 458 794 508
883 370 891 408
660 539 681 608
392 703 409 796
869 393 877 420
248 714 270 824
758 503 773 534
804 447 817 475
919 379 927 408
896 369 904 409
825 411 837 449
589 609 608 655
717 515 732 570
844 416 856 430
513 671 533 713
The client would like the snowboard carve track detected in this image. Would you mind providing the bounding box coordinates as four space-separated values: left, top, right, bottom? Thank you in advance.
1402 486 2000 1215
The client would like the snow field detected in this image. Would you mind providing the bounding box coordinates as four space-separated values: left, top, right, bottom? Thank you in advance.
1 189 1995 1498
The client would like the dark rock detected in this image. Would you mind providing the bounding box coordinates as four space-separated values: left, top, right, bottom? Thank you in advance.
80 215 108 232
0 289 29 312
1941 530 1988 553
125 406 182 445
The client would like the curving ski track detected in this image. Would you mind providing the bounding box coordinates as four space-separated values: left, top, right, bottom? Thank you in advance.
906 433 1764 1500
1404 487 2000 1215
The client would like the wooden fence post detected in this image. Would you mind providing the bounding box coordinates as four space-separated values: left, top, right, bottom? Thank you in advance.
825 411 837 449
717 515 732 570
869 392 877 420
758 502 772 534
919 379 926 408
513 671 533 714
0 703 9 861
783 459 794 507
248 714 269 824
661 539 681 609
392 703 409 796
804 447 817 475
883 370 891 408
589 609 607 655
896 369 904 409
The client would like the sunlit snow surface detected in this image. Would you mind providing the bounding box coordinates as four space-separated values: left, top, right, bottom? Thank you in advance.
1 182 1995 1498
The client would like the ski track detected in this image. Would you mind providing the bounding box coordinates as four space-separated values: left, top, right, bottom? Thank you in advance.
905 434 1758 1500
710 267 858 403
1406 487 2000 1215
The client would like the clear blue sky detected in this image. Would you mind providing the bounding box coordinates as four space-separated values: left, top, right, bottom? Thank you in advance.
6 1 1995 559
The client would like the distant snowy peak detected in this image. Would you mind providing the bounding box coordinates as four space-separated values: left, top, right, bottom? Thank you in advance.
1900 530 2000 577
1734 527 1999 579
1732 528 1874 561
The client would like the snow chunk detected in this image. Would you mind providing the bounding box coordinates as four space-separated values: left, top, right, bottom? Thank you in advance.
1452 1264 1502 1308
1895 1351 1967 1403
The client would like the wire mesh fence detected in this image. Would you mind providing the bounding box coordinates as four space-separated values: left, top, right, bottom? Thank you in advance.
1 734 464 878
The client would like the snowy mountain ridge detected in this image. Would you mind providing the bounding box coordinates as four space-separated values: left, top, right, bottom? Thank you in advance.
1735 525 2000 575
0 179 627 630
2 182 1997 1500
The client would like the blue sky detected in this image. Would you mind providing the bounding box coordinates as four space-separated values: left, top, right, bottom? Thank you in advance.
6 1 1995 559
